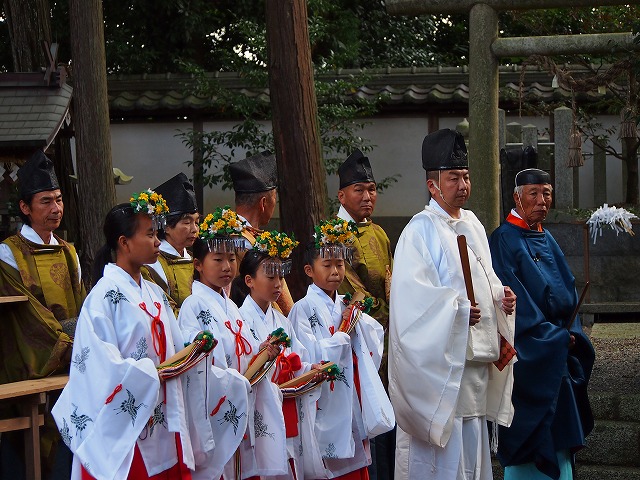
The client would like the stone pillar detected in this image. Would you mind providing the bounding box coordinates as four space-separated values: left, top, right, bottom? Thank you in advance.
468 3 499 231
506 122 522 144
593 137 607 207
553 106 574 208
522 124 538 149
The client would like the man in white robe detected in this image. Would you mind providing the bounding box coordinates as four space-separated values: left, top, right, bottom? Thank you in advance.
389 129 517 480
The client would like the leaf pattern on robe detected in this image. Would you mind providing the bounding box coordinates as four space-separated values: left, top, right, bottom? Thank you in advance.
196 309 214 326
71 347 90 373
308 312 320 333
298 443 303 457
225 354 232 368
250 327 260 341
70 404 93 437
254 409 274 439
162 293 171 309
149 403 167 436
115 389 148 427
104 288 129 305
59 418 72 447
298 397 304 422
324 443 337 458
218 399 245 435
333 365 350 388
129 337 148 360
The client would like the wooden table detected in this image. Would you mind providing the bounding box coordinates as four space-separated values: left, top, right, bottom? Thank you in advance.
0 375 68 480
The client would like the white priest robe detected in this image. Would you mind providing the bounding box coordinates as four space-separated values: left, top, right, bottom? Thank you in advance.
389 200 515 480
240 295 326 480
51 264 206 479
179 281 287 479
288 284 390 478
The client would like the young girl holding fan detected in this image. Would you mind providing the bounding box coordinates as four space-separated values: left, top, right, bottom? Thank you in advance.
236 232 327 479
178 207 286 480
52 191 217 480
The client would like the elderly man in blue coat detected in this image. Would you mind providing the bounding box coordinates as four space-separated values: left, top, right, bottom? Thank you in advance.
489 168 595 480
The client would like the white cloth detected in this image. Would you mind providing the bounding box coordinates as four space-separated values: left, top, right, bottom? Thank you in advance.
0 224 82 281
179 282 287 478
337 205 369 224
389 200 515 479
288 284 389 478
51 264 201 479
395 417 492 480
241 295 325 480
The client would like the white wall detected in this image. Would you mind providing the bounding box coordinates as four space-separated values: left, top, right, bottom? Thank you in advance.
103 113 632 218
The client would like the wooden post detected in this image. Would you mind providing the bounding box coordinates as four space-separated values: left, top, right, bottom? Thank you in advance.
265 0 327 299
69 0 116 285
468 3 499 231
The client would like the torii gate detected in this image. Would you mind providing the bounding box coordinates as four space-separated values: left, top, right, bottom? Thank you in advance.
385 0 638 231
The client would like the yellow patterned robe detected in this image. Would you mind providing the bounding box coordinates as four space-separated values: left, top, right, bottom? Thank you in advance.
142 249 194 316
337 214 393 388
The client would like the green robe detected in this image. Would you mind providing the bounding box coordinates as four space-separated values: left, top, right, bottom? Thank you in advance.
142 251 194 316
0 233 84 383
338 220 393 388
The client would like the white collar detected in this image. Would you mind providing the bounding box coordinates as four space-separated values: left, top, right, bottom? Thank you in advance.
159 239 190 259
510 208 523 219
309 283 339 314
337 205 369 224
243 294 268 321
20 224 58 246
236 213 254 229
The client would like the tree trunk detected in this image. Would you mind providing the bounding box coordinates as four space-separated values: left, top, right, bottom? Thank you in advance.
69 0 116 287
3 0 51 72
265 0 327 300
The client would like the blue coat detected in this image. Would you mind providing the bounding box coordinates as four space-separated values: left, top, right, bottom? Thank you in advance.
489 221 594 480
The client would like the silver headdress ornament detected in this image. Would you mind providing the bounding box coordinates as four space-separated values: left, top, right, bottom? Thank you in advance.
129 189 169 231
198 206 248 253
252 231 299 277
313 218 359 263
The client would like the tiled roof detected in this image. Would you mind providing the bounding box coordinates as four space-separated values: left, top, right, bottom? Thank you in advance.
0 81 72 151
106 66 624 118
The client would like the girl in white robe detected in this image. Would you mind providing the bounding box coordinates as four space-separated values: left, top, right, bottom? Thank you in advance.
236 244 328 480
178 207 285 480
288 223 394 480
52 196 240 480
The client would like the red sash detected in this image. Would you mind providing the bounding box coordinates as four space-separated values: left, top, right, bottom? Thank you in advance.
506 212 543 232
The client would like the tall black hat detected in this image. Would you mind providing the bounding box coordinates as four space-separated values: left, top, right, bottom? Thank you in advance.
154 173 198 216
515 168 551 186
17 150 60 198
421 129 468 172
229 151 278 194
338 149 376 189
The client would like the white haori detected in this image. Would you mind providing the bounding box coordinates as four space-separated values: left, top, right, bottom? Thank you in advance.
190 367 251 480
389 200 515 477
241 296 327 480
289 284 389 477
52 264 200 479
179 280 286 478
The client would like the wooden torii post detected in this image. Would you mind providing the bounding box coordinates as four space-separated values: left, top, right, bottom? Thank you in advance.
386 0 638 231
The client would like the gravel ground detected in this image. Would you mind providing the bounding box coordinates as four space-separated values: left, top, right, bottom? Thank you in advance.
587 323 640 395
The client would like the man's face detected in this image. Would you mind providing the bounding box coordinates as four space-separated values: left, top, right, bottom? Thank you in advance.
20 189 64 234
428 169 471 211
338 182 377 223
514 183 553 225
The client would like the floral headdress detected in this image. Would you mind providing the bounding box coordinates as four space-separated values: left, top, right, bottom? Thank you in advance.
253 230 299 276
313 218 359 262
129 189 169 230
198 206 248 252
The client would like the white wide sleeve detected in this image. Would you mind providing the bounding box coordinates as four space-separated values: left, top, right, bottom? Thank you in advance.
388 227 470 448
52 308 160 480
